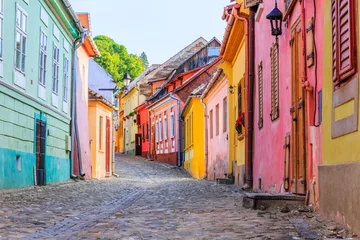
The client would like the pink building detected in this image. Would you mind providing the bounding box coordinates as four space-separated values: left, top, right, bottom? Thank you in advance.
202 70 229 181
251 1 323 206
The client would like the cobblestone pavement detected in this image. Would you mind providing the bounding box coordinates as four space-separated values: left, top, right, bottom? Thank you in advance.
0 154 357 239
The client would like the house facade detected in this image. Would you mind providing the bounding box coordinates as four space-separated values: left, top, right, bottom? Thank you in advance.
115 92 124 153
147 38 221 166
247 0 323 204
134 103 149 158
73 13 100 179
321 0 360 234
88 59 117 179
220 3 248 187
0 0 82 188
202 70 229 181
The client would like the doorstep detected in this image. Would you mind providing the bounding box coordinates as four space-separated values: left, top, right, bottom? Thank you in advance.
243 192 306 210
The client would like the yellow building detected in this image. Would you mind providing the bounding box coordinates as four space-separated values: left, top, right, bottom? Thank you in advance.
182 96 205 179
219 3 248 186
115 92 124 153
88 89 116 179
321 0 360 234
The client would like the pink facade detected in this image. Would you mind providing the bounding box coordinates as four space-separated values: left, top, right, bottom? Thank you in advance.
252 0 323 203
204 74 229 181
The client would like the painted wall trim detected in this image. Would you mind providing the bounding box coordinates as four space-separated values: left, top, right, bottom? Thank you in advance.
0 80 71 121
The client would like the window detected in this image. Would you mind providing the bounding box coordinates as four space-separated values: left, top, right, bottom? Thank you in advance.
331 0 357 89
99 117 103 150
63 57 69 101
216 104 219 136
146 121 149 139
39 30 47 86
119 120 123 137
258 61 263 129
0 0 3 59
142 124 145 141
210 110 213 139
270 42 279 121
164 116 168 140
159 119 162 141
52 45 60 94
237 83 243 135
155 121 159 142
170 112 175 138
208 47 220 57
223 97 227 132
15 5 27 72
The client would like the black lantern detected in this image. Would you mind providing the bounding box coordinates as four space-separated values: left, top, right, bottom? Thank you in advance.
122 73 131 88
266 0 283 37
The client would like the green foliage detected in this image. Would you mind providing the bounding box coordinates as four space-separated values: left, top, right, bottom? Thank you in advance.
93 35 144 84
140 52 149 69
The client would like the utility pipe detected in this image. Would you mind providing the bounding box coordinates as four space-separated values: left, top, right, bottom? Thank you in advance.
200 99 208 178
70 36 84 179
234 5 253 190
169 93 182 167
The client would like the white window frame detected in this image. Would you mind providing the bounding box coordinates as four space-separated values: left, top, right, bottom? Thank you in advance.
63 56 69 101
52 43 60 94
170 112 175 138
164 116 168 140
0 0 4 60
39 29 47 86
15 4 28 73
159 118 162 141
155 120 159 142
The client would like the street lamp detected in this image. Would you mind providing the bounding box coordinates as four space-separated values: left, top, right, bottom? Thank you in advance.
122 73 131 88
266 0 283 37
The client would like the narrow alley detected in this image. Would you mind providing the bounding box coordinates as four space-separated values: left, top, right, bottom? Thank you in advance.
0 155 355 239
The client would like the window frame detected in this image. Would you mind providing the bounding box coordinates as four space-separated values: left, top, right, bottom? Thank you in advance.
52 43 60 94
159 118 162 141
164 115 168 140
223 97 227 133
39 29 47 86
63 56 69 101
14 4 28 73
216 104 219 136
170 111 175 138
210 109 213 139
99 117 103 150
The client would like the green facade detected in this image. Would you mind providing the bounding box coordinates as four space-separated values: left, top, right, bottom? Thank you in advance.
0 0 79 188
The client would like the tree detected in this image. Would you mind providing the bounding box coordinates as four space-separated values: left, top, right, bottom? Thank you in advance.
140 52 149 69
93 35 144 85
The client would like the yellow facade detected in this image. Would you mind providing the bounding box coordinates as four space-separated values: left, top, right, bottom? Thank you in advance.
183 98 205 179
115 92 124 153
122 87 139 155
322 0 360 164
220 32 246 174
88 101 114 179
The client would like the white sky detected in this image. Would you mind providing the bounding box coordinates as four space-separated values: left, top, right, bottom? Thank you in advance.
70 0 229 65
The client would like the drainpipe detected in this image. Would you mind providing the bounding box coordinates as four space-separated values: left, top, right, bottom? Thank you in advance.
200 99 208 178
169 93 182 167
70 35 84 179
234 6 253 189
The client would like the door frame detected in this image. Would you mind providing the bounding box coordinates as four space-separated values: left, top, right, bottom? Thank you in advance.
34 113 47 186
290 18 308 195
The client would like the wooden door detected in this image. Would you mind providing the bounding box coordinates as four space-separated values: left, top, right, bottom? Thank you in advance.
135 134 142 156
35 120 46 186
106 117 111 173
290 21 307 194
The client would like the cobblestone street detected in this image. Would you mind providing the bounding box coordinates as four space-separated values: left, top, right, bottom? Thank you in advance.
0 154 356 239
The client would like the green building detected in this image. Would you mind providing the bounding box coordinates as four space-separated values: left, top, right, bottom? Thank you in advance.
0 0 82 188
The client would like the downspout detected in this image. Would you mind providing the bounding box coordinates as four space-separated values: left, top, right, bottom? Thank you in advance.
73 31 88 178
169 93 182 167
200 99 208 178
234 6 253 190
70 36 84 179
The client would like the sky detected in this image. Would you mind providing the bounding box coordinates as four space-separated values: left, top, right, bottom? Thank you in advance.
70 0 229 65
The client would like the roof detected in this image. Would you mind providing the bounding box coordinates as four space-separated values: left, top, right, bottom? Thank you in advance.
88 59 117 103
88 88 117 110
201 69 225 99
181 83 208 117
146 37 207 83
124 64 160 96
77 13 100 57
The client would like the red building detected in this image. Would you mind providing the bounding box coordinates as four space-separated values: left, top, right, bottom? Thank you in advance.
135 103 150 158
